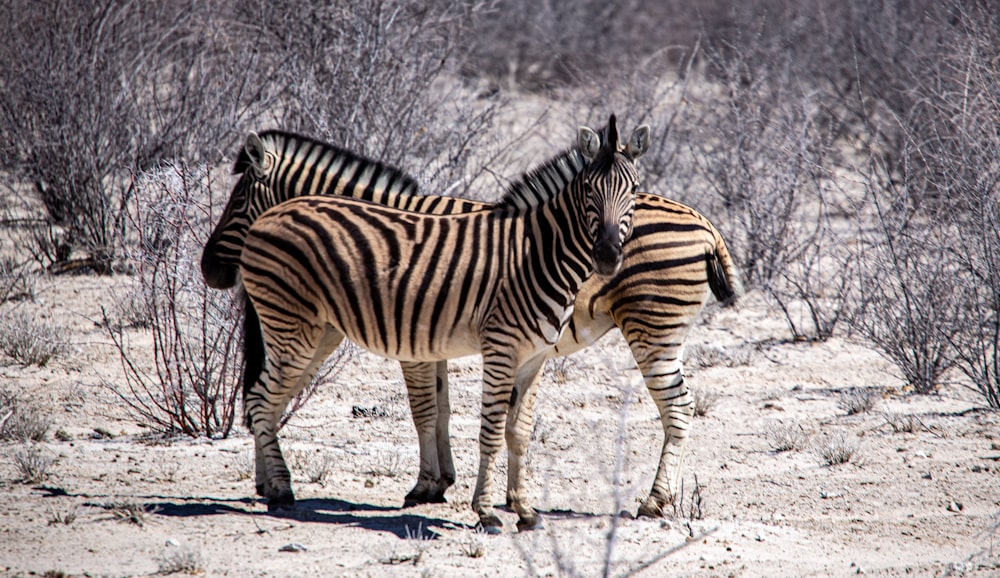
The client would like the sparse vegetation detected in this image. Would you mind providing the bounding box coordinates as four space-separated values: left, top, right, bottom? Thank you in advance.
13 442 57 483
0 310 69 367
765 421 811 453
104 499 158 528
156 543 204 575
103 164 241 438
0 257 33 304
818 431 861 466
883 412 928 435
838 388 879 416
691 387 721 418
457 527 487 559
47 505 81 526
367 447 406 479
0 388 51 442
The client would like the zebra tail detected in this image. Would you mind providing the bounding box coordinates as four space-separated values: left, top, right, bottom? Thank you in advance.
706 230 743 307
241 290 266 429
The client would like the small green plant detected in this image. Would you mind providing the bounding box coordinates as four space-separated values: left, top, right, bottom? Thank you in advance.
13 443 57 483
0 310 69 366
838 388 879 416
765 421 811 452
817 431 860 466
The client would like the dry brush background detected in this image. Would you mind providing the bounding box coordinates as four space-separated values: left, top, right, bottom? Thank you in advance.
0 1 998 576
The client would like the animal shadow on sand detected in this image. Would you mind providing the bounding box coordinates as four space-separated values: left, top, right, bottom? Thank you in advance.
37 486 458 539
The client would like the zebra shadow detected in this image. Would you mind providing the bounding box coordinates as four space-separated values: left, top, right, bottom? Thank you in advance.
35 485 459 541
151 496 458 539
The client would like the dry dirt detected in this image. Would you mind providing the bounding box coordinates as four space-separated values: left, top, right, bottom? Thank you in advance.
1 272 998 578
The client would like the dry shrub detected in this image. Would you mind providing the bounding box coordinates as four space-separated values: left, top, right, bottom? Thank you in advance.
0 310 69 367
13 443 57 483
0 1 263 273
104 164 241 438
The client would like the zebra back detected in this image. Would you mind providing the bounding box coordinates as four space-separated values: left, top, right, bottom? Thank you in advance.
201 129 590 289
202 131 422 289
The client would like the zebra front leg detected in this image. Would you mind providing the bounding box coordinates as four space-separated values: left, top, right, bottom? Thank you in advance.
471 351 517 534
399 361 450 506
635 358 692 518
504 355 545 531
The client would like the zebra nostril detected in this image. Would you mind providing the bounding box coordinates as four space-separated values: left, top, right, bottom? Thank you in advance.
593 239 623 277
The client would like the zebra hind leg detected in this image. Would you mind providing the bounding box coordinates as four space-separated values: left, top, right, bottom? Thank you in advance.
399 360 451 506
635 357 692 518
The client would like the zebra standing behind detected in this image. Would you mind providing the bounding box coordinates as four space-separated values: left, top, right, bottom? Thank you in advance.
202 126 740 520
239 116 650 533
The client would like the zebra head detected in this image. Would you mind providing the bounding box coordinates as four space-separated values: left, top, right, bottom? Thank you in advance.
577 115 650 277
201 132 278 289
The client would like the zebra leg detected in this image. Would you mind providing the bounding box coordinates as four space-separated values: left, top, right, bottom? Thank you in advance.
504 355 545 531
433 360 456 491
399 360 450 506
247 323 344 512
632 348 692 518
471 350 518 534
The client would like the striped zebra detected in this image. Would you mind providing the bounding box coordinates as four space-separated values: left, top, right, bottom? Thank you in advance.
202 125 740 521
239 116 650 532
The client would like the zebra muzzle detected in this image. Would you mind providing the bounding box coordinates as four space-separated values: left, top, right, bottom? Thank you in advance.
592 229 624 277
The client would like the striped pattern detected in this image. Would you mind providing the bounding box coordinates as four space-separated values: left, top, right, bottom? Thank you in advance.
203 125 740 522
238 117 649 532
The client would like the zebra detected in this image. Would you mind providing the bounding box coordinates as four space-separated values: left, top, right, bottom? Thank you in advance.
202 126 740 520
238 116 650 532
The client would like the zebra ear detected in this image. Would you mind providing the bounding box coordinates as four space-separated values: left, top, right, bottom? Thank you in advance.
578 126 602 160
626 125 651 160
244 132 271 175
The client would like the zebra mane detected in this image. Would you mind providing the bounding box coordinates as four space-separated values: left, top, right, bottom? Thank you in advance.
232 129 421 193
497 148 588 210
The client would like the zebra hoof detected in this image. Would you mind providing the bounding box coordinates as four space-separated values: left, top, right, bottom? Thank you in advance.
516 515 543 532
266 492 296 515
637 502 665 519
403 486 448 507
476 515 503 535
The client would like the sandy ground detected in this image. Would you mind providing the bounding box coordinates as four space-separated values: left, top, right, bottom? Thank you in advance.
1 272 998 578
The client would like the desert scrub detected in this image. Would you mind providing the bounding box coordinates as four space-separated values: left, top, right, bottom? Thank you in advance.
13 442 57 483
156 543 203 575
103 498 158 527
838 388 879 416
817 430 861 466
0 257 34 304
764 421 811 452
0 387 51 441
691 387 721 418
0 309 69 366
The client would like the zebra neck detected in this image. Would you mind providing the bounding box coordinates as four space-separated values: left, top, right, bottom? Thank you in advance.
520 188 595 297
